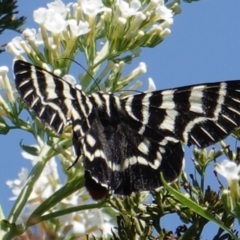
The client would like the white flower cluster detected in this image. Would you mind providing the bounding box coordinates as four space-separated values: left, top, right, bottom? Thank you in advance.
6 146 114 237
5 0 174 92
6 0 174 56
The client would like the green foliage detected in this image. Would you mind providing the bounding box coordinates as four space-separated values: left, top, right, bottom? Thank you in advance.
0 0 26 53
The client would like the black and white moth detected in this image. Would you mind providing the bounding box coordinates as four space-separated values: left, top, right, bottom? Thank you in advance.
14 60 240 199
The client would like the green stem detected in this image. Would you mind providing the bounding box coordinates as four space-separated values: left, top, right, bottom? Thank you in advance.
28 199 107 227
7 145 56 223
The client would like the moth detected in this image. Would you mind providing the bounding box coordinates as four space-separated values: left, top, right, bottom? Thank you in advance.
14 60 240 199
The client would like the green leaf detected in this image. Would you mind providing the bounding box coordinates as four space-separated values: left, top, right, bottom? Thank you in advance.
19 140 39 156
161 174 237 239
0 0 26 53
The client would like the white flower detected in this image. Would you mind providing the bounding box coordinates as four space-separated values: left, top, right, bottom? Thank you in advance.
79 0 105 17
68 19 91 37
21 28 35 41
34 0 72 24
155 0 173 19
155 0 173 28
34 5 68 33
118 0 141 18
47 0 72 18
215 159 240 205
5 37 24 54
215 160 240 181
33 8 48 24
45 9 68 33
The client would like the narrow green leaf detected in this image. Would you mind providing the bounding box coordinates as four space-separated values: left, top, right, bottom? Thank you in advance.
161 174 237 239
